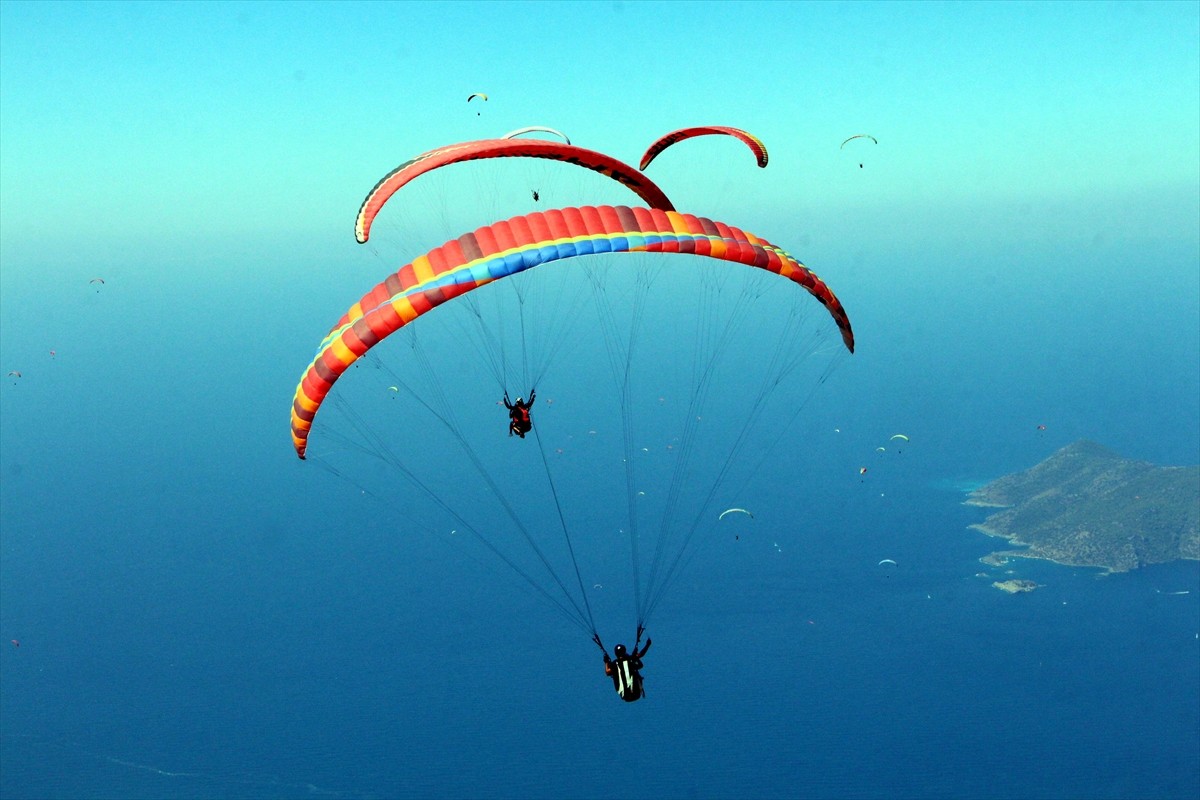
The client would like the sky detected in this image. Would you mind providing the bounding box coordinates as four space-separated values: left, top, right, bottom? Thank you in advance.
1 2 1198 798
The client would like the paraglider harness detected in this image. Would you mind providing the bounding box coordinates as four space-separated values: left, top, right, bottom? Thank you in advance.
503 389 535 438
595 628 651 703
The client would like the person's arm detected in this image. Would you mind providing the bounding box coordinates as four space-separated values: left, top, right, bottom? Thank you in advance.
637 638 652 658
528 390 536 407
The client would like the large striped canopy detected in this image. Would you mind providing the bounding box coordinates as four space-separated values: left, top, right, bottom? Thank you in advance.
293 205 853 459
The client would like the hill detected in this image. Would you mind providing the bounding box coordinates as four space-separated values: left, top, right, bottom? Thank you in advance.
966 440 1199 572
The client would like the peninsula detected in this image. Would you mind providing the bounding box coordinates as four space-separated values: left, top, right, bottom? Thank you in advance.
966 440 1199 573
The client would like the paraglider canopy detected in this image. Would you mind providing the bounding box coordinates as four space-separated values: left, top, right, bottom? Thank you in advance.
502 126 571 145
639 126 768 171
352 139 675 244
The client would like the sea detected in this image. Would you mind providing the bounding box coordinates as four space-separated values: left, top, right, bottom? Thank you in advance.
1 217 1197 800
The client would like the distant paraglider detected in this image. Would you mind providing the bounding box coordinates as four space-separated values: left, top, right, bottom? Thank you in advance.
468 93 488 115
639 126 768 172
840 134 878 168
719 508 754 540
352 140 676 244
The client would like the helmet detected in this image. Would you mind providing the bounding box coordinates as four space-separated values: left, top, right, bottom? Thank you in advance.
516 397 524 404
614 644 627 657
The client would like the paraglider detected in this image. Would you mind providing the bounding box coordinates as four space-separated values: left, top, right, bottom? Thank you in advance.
467 93 487 115
7 371 21 379
890 434 909 442
295 205 855 458
878 559 898 566
294 128 855 690
353 140 676 244
639 126 768 171
840 134 878 168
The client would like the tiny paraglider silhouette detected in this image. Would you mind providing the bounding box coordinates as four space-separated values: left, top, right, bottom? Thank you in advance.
10 639 18 647
467 92 488 115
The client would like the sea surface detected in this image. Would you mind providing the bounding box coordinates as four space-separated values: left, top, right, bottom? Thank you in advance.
2 453 1197 799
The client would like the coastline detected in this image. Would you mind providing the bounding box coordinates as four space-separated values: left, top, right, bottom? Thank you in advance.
967 521 1199 573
